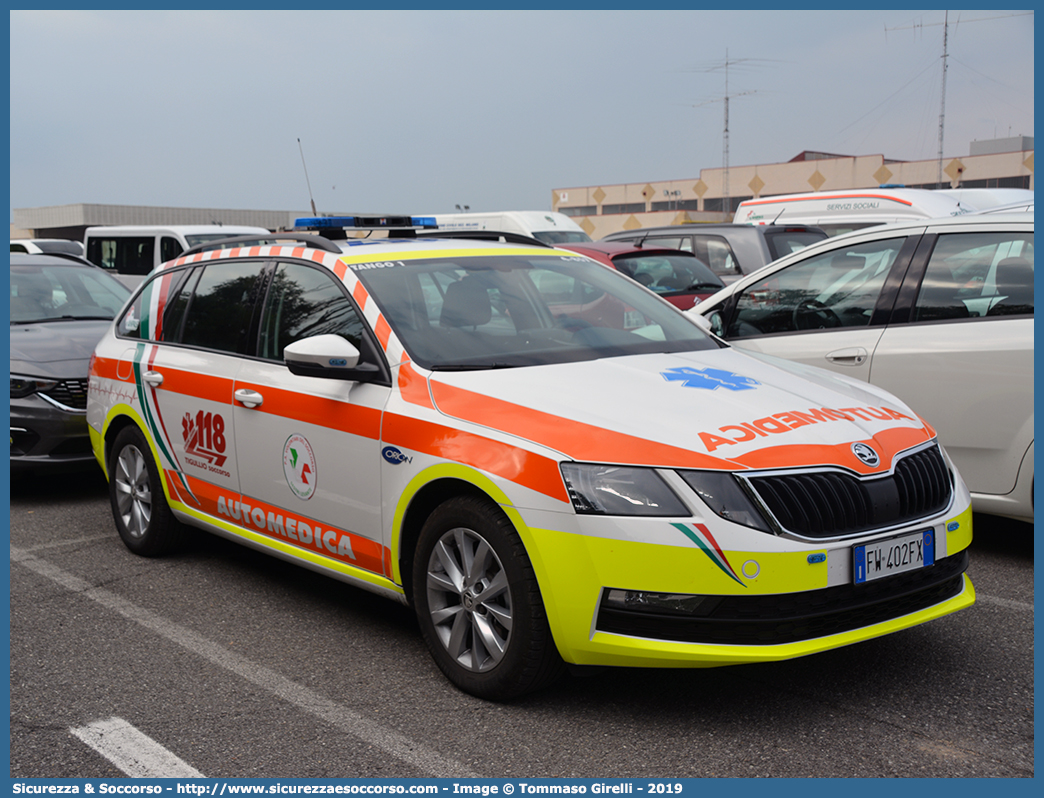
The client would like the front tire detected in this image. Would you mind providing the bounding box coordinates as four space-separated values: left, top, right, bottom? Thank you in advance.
108 425 185 556
412 495 563 700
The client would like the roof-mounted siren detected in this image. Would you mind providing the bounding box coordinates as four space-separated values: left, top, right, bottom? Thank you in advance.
293 215 439 240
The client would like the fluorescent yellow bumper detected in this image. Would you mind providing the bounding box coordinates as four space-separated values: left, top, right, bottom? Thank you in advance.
524 506 974 669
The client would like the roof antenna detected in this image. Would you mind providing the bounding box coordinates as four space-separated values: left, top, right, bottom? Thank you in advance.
297 138 318 217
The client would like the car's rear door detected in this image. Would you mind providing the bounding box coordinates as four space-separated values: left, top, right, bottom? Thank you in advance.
116 259 268 514
867 221 1034 497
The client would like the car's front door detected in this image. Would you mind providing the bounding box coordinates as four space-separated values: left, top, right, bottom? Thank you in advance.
721 235 916 383
231 260 391 579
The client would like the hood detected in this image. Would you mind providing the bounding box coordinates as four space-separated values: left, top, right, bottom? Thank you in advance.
10 320 111 376
426 348 933 476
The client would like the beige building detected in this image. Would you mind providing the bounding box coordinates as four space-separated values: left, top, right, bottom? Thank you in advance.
553 136 1033 239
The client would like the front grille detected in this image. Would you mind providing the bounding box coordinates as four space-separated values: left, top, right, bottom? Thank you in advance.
746 444 952 539
596 549 969 646
42 378 89 410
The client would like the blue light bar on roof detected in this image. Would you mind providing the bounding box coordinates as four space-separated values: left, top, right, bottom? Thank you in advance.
294 215 438 230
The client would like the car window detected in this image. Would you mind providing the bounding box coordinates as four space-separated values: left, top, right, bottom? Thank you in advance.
10 264 131 324
691 236 740 276
160 236 183 263
612 253 722 295
87 236 155 275
354 254 718 370
762 229 829 260
914 231 1034 321
728 238 905 337
119 260 261 353
257 262 367 361
644 236 689 252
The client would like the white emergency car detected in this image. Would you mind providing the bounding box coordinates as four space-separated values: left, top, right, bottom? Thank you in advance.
86 216 975 700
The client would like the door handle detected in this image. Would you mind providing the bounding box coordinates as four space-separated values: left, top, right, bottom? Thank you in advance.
234 388 263 409
825 347 868 366
142 370 164 387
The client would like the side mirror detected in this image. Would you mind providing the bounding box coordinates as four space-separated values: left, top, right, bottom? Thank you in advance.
690 313 714 334
284 334 379 381
707 310 726 338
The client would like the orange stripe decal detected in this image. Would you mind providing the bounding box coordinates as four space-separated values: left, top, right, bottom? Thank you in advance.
743 193 915 208
165 470 386 575
429 381 729 470
374 316 392 350
352 281 369 308
397 359 435 409
156 368 233 404
234 382 382 439
383 413 569 502
729 426 931 474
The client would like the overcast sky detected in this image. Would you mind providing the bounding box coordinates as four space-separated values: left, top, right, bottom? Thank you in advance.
9 9 1035 217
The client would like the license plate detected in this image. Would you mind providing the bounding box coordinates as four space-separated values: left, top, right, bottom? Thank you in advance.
853 529 935 584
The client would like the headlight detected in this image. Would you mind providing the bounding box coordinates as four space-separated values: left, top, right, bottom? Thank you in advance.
679 470 772 532
11 375 59 399
561 463 689 517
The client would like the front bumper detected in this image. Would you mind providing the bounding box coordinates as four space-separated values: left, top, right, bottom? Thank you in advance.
521 500 974 669
10 394 96 470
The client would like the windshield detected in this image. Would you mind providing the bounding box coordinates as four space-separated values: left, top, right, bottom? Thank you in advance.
352 253 719 370
611 253 724 295
10 264 131 324
763 228 829 259
531 230 592 245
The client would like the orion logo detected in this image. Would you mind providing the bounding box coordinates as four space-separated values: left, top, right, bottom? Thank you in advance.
851 442 880 467
382 446 412 465
662 367 760 391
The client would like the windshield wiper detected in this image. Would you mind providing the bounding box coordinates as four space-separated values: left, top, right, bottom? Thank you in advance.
686 282 726 292
429 362 518 371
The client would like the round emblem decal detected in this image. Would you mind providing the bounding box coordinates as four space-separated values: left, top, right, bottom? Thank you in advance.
851 442 880 467
283 433 317 500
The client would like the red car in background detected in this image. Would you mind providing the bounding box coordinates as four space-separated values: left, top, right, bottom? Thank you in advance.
558 241 724 310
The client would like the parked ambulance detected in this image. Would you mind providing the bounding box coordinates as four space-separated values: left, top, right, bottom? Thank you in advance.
733 188 973 237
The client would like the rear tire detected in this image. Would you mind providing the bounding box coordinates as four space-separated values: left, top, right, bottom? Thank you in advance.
108 426 185 556
412 495 563 700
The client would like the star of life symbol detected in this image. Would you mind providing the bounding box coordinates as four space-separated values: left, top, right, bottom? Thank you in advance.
661 367 761 391
181 411 228 467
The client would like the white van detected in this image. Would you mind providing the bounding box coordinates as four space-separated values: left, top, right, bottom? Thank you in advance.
426 210 591 245
84 224 271 284
733 188 976 237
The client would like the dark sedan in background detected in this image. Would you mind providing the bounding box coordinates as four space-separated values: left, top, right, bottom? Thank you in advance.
10 252 131 471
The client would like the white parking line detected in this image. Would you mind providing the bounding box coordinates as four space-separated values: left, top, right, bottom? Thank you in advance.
975 593 1034 612
70 717 204 778
12 546 481 778
14 534 115 552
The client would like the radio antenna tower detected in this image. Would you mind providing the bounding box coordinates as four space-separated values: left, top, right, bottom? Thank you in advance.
884 11 1031 188
937 11 950 188
688 51 766 220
